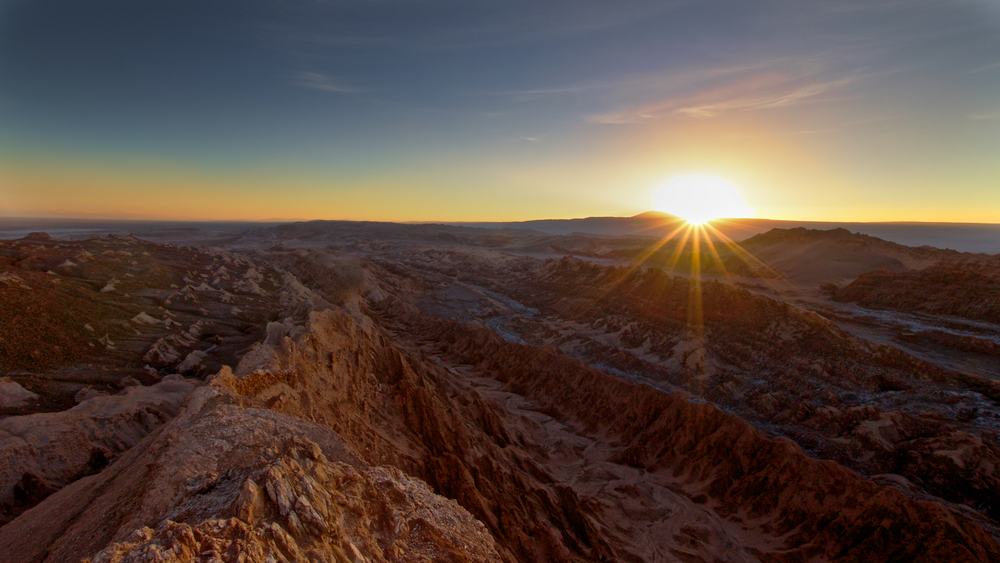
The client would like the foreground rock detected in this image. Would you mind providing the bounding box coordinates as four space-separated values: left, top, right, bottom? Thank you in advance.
0 377 199 525
0 379 37 409
0 378 501 563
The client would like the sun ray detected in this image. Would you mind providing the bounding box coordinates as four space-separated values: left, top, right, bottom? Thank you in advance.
628 222 692 270
686 225 705 342
554 209 794 388
556 221 693 328
702 222 789 292
665 227 695 274
700 230 732 283
698 221 823 303
585 222 693 306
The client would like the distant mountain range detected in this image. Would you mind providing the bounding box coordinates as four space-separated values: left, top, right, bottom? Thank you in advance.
449 212 1000 254
2 212 998 254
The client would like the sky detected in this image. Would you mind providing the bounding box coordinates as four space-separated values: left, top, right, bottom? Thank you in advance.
0 0 998 223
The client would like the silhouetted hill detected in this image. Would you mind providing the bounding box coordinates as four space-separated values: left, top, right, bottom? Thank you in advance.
731 227 958 284
451 213 1000 254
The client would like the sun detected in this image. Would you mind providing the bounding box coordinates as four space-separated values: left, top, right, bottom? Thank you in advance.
653 175 755 225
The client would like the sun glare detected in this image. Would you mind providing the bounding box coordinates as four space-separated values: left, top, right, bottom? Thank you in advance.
653 175 756 225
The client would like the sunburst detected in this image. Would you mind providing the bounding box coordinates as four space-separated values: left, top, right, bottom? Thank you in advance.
653 175 755 225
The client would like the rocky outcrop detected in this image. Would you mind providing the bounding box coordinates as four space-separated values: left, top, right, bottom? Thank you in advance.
475 256 1000 525
0 381 501 563
0 234 292 414
206 295 1000 561
4 232 1000 562
0 379 37 409
0 377 200 525
835 259 1000 323
413 315 1000 561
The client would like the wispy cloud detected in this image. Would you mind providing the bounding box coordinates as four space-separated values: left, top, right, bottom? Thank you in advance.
482 82 608 101
966 61 1000 75
587 72 855 124
521 136 540 142
290 72 366 94
674 75 853 117
472 60 818 105
969 111 1000 120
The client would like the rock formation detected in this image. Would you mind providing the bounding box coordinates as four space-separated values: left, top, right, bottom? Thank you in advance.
1 226 1000 562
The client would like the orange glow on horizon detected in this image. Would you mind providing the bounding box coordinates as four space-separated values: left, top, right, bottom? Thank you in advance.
0 141 997 224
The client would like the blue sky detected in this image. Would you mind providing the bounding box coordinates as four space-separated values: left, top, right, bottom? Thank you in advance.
0 0 998 221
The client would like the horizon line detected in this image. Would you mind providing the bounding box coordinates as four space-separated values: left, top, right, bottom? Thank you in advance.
1 213 999 227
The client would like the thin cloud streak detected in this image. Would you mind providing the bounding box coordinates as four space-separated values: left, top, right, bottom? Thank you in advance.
290 72 367 94
588 72 855 124
470 57 834 107
967 62 1000 74
479 82 609 101
968 111 1000 120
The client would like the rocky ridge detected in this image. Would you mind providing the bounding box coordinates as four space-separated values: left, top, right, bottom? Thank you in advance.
835 258 1000 324
2 231 1000 561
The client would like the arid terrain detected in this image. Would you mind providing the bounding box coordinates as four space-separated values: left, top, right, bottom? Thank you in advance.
2 219 1000 562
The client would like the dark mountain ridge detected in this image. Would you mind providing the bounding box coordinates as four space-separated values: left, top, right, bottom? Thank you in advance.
450 212 1000 254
